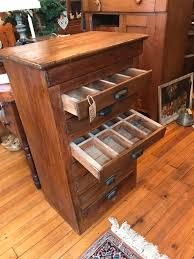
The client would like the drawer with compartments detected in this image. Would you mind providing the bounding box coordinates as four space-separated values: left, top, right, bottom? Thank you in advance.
71 110 165 181
62 67 151 120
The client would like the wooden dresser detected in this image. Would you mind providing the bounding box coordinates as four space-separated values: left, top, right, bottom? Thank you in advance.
82 0 193 120
0 32 166 234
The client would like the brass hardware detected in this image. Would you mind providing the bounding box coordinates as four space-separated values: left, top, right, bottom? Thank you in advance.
135 0 142 4
94 0 101 11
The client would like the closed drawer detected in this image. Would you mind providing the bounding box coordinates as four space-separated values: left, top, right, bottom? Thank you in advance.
85 0 157 13
71 109 166 181
62 67 152 120
73 158 136 195
79 172 136 233
67 94 137 140
47 41 144 86
76 161 136 210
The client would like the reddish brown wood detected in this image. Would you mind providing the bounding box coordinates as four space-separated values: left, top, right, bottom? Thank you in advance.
0 23 16 48
0 31 148 70
1 32 166 234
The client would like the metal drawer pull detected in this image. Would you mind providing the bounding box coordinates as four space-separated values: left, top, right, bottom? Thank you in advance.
131 149 144 160
114 88 128 100
105 188 117 200
98 106 112 116
2 121 11 127
105 175 116 186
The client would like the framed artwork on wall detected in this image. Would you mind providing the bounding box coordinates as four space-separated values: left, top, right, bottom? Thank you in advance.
158 73 193 125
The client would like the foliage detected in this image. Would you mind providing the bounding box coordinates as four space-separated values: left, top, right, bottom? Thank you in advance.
3 0 66 37
36 0 66 35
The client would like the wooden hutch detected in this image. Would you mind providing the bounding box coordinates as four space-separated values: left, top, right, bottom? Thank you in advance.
82 0 193 120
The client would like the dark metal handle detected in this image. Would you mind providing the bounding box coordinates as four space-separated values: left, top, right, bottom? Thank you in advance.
98 106 112 116
105 175 116 186
105 188 117 200
114 88 128 100
131 149 144 160
2 121 10 126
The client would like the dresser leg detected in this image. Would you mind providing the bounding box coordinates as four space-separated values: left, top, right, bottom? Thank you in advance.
23 145 41 189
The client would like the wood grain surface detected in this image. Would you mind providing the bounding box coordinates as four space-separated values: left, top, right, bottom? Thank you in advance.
0 32 148 69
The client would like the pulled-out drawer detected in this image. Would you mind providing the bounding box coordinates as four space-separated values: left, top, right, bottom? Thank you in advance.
62 68 151 120
70 110 166 181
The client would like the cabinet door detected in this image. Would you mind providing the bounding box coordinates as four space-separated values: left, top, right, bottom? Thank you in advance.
121 14 167 119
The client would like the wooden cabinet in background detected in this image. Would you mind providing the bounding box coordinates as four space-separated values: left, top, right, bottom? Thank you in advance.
0 84 41 189
82 0 193 120
1 32 166 234
60 0 82 34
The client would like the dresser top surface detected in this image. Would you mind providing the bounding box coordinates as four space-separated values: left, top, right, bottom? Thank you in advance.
0 31 147 70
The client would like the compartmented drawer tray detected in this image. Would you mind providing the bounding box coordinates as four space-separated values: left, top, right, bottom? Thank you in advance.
62 68 151 120
70 110 166 181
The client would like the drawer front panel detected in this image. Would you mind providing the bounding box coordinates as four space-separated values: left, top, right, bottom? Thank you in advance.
72 158 136 195
78 172 136 233
85 0 157 13
66 94 137 140
47 42 143 86
62 68 152 120
71 110 166 181
76 161 136 209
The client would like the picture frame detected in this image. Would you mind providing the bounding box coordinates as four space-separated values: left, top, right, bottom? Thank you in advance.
158 73 193 125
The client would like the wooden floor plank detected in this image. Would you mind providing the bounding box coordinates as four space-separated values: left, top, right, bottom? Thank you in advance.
0 248 17 259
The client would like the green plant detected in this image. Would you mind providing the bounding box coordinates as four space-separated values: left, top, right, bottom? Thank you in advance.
36 0 66 35
3 0 66 37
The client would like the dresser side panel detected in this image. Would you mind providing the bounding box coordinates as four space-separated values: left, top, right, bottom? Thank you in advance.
4 60 79 232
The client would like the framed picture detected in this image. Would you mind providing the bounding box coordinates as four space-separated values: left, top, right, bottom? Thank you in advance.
158 73 193 125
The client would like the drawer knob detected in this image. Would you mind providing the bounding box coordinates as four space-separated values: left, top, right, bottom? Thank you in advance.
131 149 144 160
135 0 142 4
114 88 128 100
105 175 116 186
94 0 101 11
98 106 112 116
2 121 11 127
105 188 117 200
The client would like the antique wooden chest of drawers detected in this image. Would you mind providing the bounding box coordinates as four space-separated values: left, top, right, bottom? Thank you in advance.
0 32 166 234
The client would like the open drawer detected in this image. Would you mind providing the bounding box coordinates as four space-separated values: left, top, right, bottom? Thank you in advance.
70 110 166 181
61 68 152 120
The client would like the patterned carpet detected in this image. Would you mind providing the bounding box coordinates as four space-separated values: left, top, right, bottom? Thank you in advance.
80 231 142 259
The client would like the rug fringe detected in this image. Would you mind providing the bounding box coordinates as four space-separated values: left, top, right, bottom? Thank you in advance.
109 217 169 259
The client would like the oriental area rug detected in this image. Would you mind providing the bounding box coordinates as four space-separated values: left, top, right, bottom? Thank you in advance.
80 218 169 259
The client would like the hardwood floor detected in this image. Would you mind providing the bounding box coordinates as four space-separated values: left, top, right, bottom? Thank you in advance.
0 123 194 259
